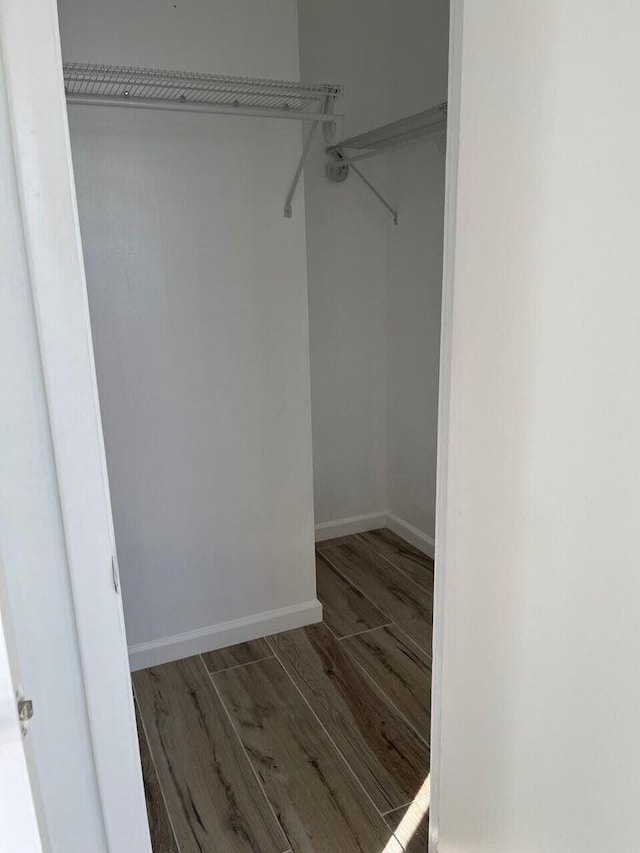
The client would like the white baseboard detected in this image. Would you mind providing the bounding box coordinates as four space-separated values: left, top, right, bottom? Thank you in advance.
130 513 432 671
386 512 435 558
315 510 435 558
314 511 388 542
128 598 323 672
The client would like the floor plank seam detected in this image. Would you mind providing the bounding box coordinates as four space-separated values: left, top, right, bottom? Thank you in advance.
315 551 390 638
387 796 431 853
320 615 340 640
394 830 409 852
201 656 292 853
315 549 394 625
339 644 431 750
134 691 183 853
354 530 434 571
203 653 275 676
353 534 434 601
381 794 430 817
264 634 393 821
335 621 394 641
318 545 432 654
390 619 432 659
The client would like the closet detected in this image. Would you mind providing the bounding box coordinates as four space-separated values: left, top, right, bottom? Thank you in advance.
57 0 448 849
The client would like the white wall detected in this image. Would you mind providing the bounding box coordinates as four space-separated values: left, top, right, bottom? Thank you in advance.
433 2 640 850
57 0 319 666
299 0 448 542
386 0 448 539
298 0 391 528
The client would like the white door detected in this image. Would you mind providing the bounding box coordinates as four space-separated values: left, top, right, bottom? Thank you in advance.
0 0 151 850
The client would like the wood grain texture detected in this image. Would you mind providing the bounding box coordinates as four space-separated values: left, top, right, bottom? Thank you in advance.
384 798 429 853
269 624 429 812
316 552 389 638
315 534 359 551
133 656 289 853
135 705 179 853
359 529 434 593
202 638 273 673
341 624 431 740
322 538 431 627
134 528 433 852
215 657 402 853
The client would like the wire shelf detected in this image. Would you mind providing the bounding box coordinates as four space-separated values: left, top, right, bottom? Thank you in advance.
63 62 342 120
62 62 344 218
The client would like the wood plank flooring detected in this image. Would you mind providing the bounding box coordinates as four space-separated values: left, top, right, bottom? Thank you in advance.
315 552 389 638
134 528 433 852
270 623 428 812
322 537 430 624
341 623 431 735
215 657 402 853
384 797 430 853
133 656 289 853
202 636 273 673
135 707 179 853
359 529 434 594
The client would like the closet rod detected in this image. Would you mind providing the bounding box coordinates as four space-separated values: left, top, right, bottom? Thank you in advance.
326 102 447 224
327 103 447 165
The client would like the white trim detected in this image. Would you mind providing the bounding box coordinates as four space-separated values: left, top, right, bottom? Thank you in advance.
429 0 464 848
386 514 435 559
314 511 435 558
131 507 434 673
129 599 323 671
314 512 388 541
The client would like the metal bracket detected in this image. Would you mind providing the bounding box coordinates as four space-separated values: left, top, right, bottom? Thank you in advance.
285 95 340 219
322 95 338 145
324 102 449 223
327 151 398 225
284 120 319 218
350 163 398 225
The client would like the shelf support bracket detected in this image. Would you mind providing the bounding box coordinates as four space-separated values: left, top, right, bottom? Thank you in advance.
350 162 398 225
285 96 336 218
284 119 319 218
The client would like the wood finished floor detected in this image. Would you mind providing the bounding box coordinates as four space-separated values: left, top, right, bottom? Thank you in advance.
133 529 433 852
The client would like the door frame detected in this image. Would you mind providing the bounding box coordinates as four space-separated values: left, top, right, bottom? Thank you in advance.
1 0 462 847
0 0 151 848
428 0 462 849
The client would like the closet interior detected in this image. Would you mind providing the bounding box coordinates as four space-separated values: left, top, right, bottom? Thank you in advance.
57 0 448 849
